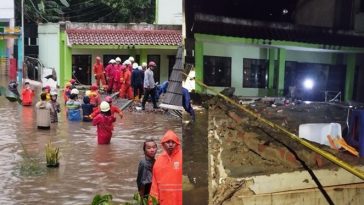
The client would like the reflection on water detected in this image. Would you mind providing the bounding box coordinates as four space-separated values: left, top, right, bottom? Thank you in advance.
183 108 208 205
0 75 181 204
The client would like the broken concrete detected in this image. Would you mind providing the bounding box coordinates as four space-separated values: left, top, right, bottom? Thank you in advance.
207 97 364 205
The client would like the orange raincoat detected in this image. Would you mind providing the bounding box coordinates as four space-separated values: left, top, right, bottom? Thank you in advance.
150 130 182 205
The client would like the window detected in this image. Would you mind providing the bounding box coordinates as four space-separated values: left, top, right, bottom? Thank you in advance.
243 58 268 88
203 56 231 87
72 55 92 85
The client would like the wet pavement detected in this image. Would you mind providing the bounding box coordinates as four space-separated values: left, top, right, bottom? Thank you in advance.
0 75 181 204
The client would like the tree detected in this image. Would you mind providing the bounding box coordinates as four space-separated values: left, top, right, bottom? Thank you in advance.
16 0 155 24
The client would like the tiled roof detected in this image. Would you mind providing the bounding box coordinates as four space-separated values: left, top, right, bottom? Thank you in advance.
66 29 182 46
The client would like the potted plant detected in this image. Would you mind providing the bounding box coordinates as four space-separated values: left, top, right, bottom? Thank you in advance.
45 141 60 168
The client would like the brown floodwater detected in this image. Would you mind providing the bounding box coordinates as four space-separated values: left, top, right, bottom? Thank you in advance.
182 108 208 205
0 75 181 204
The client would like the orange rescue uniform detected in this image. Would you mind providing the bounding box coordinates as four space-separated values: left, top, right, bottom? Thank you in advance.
150 130 182 205
93 62 106 87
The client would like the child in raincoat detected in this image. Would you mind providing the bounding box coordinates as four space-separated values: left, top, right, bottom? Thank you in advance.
50 92 61 123
21 81 34 106
92 101 116 144
137 139 157 198
63 82 72 105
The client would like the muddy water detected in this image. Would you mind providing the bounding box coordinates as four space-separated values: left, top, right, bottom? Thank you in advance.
183 108 208 205
0 75 181 204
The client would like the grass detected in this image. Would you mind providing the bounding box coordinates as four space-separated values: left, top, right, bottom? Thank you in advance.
45 141 60 167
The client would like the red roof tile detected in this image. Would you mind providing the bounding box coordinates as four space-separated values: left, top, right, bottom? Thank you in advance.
66 29 182 46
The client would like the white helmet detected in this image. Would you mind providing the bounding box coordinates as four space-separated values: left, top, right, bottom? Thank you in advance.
71 88 79 95
115 57 121 62
132 62 138 69
109 59 115 63
142 62 147 67
124 60 131 65
110 59 116 64
128 56 135 62
100 101 110 112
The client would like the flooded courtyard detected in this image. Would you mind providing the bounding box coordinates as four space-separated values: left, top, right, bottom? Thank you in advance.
0 76 181 204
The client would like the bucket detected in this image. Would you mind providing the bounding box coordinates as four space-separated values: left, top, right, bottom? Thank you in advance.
345 110 364 157
299 123 342 149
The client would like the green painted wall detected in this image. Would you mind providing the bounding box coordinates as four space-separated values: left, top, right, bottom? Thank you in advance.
0 40 5 57
277 48 286 96
345 54 356 101
268 48 276 91
194 33 364 97
195 40 204 92
60 31 72 87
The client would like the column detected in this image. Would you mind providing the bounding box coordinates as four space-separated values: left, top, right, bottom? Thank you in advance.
195 40 204 92
277 48 286 96
344 53 356 101
268 48 276 95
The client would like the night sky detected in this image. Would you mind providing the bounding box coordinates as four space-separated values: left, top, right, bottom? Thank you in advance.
187 0 298 22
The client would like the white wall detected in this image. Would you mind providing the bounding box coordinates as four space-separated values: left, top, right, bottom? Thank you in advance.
38 23 60 78
156 0 182 25
0 0 14 19
203 42 269 96
72 48 178 84
286 50 333 64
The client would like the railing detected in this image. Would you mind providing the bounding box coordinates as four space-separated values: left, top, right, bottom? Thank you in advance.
325 91 342 102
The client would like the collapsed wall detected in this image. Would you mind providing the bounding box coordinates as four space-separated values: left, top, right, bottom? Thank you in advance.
207 97 364 205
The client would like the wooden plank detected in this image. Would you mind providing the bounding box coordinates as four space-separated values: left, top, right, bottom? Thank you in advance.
240 165 364 194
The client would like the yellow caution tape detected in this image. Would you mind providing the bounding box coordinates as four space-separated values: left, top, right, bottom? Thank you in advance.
183 72 364 180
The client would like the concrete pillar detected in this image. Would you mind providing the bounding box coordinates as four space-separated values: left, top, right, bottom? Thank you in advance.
60 32 72 87
17 36 22 84
195 40 204 92
344 53 356 101
268 48 276 95
277 48 286 96
140 49 147 65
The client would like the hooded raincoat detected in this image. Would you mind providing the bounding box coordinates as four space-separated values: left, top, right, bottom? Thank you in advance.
150 130 182 205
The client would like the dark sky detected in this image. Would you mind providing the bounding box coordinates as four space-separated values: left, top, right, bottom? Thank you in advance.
187 0 298 22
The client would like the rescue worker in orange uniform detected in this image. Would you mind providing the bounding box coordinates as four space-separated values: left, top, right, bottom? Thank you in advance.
21 81 34 106
113 57 122 92
150 130 182 205
119 64 133 99
90 96 123 120
89 84 101 107
93 56 106 89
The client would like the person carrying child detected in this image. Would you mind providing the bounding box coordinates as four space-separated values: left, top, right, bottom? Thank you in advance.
92 101 116 144
136 139 157 198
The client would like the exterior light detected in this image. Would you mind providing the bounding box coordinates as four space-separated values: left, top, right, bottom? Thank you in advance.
303 78 314 90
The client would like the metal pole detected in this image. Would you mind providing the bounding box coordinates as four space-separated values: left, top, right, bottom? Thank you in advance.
19 0 24 84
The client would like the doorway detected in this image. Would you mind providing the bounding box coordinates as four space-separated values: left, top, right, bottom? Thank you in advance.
72 55 91 85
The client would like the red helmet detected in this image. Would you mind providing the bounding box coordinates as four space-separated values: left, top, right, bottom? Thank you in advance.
105 96 112 103
45 85 51 90
91 84 98 90
148 61 156 67
70 79 76 84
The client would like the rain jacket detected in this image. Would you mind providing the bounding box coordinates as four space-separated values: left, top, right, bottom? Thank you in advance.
92 113 116 144
35 100 54 128
150 130 182 205
66 99 82 121
21 87 34 106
